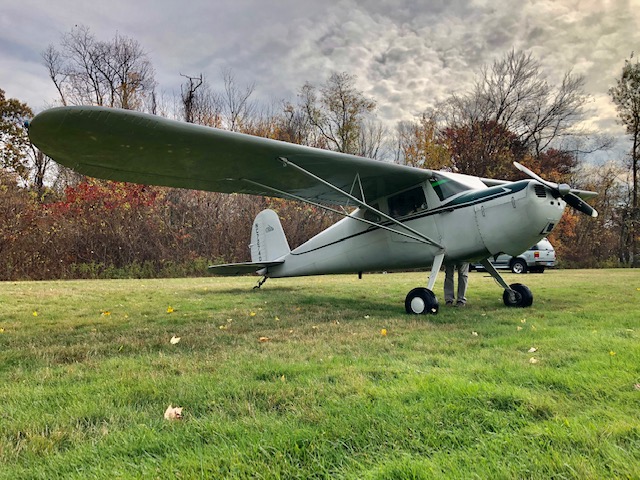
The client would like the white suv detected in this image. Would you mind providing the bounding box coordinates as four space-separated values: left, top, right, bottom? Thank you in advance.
473 238 557 274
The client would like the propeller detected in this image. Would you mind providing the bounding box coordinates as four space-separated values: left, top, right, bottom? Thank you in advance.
513 162 598 218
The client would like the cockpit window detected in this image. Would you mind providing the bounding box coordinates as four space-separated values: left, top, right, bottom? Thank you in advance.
363 204 381 222
430 175 470 201
388 186 427 218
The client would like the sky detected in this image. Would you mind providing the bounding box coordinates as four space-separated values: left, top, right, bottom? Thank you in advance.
1 0 639 162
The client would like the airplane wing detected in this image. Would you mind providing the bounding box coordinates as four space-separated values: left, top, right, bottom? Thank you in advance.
28 106 432 206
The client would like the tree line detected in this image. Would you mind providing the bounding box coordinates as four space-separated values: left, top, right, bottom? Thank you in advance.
1 26 638 280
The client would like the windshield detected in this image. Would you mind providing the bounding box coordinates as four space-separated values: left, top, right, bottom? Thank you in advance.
429 174 470 201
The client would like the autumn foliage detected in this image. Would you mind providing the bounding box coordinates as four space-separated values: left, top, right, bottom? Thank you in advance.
0 173 337 280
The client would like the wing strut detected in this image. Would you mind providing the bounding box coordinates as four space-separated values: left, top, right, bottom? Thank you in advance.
272 157 444 249
243 178 430 244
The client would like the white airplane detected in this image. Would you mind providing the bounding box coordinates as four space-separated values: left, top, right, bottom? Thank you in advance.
28 106 598 314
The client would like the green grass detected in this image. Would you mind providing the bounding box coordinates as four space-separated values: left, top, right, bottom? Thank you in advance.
1 270 639 479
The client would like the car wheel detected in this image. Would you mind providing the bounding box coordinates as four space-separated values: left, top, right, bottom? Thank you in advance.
511 259 527 274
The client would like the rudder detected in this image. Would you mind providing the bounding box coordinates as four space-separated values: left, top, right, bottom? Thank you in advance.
250 209 290 262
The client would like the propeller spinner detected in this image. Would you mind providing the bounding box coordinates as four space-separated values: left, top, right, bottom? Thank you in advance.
513 162 598 218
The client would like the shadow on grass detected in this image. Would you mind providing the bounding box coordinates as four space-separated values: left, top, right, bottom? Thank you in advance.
198 286 297 295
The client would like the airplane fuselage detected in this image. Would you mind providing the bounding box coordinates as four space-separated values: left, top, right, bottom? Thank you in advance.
268 179 565 278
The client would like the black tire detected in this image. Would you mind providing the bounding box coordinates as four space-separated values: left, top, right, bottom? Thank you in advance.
511 259 527 274
503 283 533 308
405 287 439 315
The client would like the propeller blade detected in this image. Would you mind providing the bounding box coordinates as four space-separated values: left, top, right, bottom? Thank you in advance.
513 161 556 189
513 161 597 217
564 192 598 218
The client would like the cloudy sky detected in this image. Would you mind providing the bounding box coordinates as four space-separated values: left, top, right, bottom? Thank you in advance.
2 0 639 160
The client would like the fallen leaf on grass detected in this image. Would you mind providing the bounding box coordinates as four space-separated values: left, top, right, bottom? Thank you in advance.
166 306 174 314
471 331 479 336
101 311 111 316
634 384 640 391
529 357 539 364
164 405 183 420
528 347 537 353
381 329 387 336
32 311 38 317
170 336 181 345
259 336 270 342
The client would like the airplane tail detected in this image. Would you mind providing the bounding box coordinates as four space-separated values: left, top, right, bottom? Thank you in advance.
250 209 290 262
208 209 289 276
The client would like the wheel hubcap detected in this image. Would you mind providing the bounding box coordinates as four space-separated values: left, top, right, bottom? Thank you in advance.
410 297 425 314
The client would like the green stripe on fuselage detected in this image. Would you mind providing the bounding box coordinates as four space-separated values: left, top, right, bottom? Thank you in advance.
444 180 530 208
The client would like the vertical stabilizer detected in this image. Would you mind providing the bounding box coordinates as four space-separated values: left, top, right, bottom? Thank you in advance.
250 209 290 262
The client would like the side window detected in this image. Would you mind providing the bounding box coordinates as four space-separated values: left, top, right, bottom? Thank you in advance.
388 187 427 218
364 203 381 222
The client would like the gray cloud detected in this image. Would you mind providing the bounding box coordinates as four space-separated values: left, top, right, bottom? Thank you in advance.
1 0 638 159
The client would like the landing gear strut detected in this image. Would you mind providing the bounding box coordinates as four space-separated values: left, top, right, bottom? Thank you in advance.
480 259 534 308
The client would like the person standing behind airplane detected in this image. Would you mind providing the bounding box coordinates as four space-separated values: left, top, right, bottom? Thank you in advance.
444 262 469 306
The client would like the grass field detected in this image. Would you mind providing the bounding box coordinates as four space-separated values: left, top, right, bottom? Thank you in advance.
1 269 639 479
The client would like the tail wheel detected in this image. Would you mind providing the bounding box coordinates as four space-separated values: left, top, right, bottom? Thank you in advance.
503 283 533 308
405 288 439 315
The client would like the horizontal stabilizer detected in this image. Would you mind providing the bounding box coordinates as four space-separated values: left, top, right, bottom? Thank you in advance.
208 261 284 276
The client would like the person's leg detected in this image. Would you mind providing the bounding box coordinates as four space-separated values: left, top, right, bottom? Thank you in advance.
444 264 455 305
456 263 469 305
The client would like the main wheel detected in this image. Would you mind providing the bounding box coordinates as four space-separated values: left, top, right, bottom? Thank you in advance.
511 259 527 274
503 283 533 308
405 288 439 315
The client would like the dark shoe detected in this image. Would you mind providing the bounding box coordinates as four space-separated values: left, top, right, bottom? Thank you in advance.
445 301 454 306
456 301 466 307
